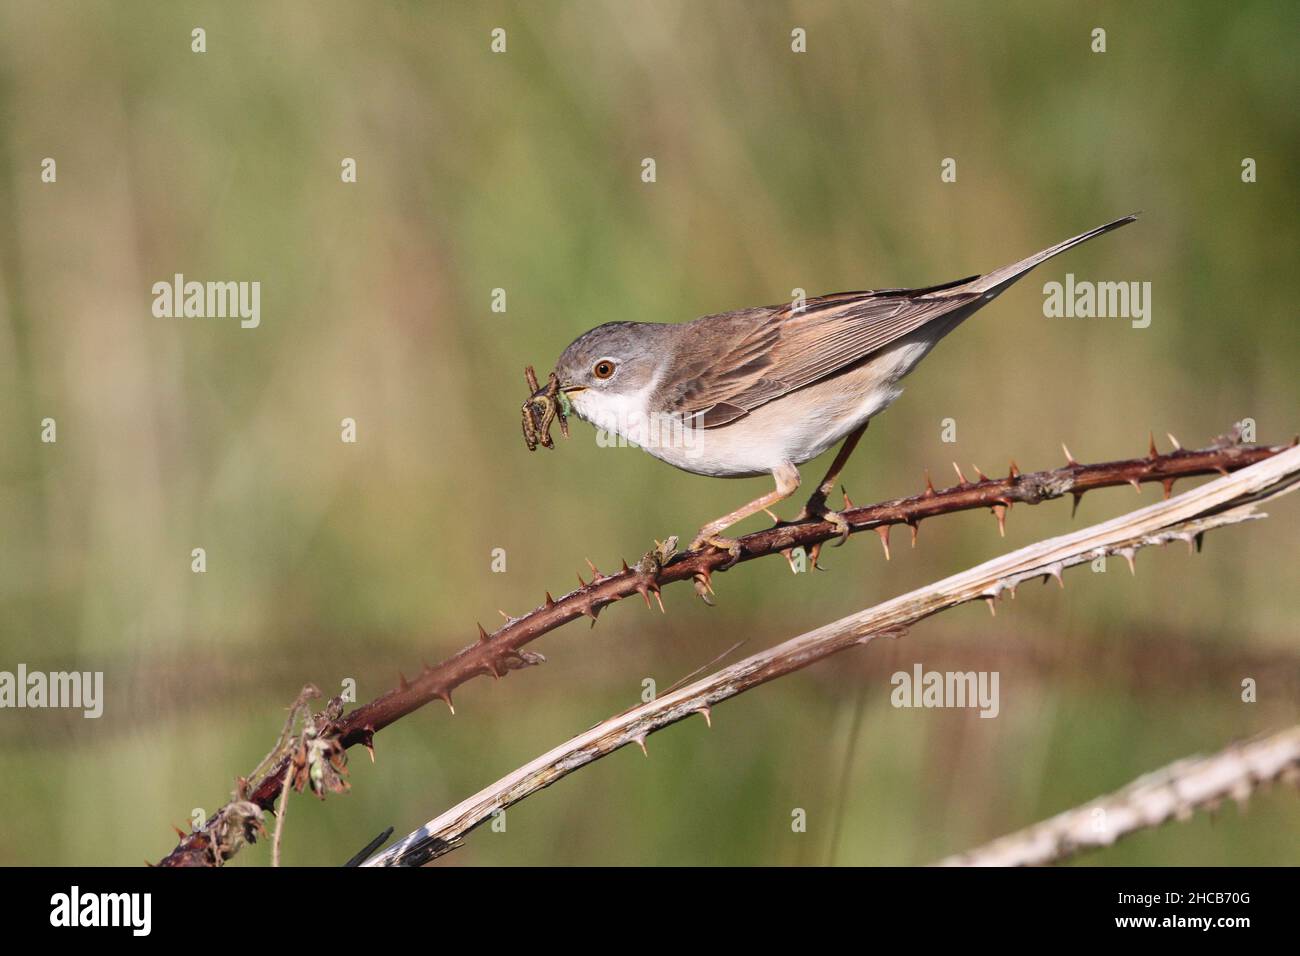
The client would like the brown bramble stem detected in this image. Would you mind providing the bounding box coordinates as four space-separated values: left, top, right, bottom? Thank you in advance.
155 426 1290 865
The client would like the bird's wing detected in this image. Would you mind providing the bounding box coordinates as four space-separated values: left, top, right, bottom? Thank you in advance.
659 215 1140 428
657 279 980 428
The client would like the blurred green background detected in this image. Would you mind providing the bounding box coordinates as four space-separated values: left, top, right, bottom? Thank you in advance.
1 1 1296 866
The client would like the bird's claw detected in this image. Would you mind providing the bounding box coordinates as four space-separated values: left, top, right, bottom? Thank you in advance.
824 510 852 546
690 532 742 569
796 498 852 546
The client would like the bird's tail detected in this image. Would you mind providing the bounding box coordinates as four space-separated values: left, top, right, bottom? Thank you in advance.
962 214 1139 296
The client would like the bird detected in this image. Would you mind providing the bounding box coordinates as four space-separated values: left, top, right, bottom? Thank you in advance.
536 214 1137 562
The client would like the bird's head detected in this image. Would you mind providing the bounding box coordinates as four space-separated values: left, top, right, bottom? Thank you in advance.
543 323 670 423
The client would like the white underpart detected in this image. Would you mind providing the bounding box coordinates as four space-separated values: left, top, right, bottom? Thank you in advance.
655 338 930 478
569 377 661 449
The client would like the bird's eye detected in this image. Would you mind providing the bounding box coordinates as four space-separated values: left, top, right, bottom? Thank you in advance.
592 360 616 380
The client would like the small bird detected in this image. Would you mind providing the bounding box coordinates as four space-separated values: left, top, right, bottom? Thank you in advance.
538 215 1137 561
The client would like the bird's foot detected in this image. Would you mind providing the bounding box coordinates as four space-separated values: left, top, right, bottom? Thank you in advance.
690 531 743 569
795 493 852 546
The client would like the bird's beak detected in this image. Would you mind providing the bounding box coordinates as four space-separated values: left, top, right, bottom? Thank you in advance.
532 382 584 399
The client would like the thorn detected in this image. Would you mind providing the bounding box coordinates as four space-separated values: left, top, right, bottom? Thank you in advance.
362 729 377 762
809 540 825 570
1128 478 1142 493
983 595 997 616
696 706 713 728
1166 432 1182 451
952 462 969 485
477 622 489 643
1045 563 1065 588
497 609 511 623
973 464 989 482
576 571 586 588
1214 465 1230 477
1062 442 1077 466
652 588 665 614
761 506 780 522
781 547 799 573
544 592 555 609
694 568 715 595
908 520 919 548
437 691 455 715
1148 432 1159 459
1070 491 1083 519
397 671 409 691
1120 548 1137 575
875 525 892 560
580 601 600 623
841 486 855 509
482 660 501 680
992 503 1007 537
1161 477 1175 499
1008 459 1020 479
621 559 630 573
585 557 601 578
693 574 716 605
632 734 649 757
923 469 936 496
636 584 652 609
172 824 187 838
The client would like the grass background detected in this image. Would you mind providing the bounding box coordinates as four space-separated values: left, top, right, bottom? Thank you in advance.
0 0 1296 865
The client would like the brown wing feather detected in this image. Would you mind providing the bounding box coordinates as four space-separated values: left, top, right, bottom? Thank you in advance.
652 309 782 427
656 285 979 428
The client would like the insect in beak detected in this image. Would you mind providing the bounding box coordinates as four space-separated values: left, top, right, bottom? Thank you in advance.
521 366 571 451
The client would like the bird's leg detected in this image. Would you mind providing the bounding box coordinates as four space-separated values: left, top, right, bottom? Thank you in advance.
691 462 801 568
795 421 868 545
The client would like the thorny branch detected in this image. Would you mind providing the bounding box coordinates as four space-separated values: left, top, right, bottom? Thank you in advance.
363 444 1300 865
937 725 1300 867
156 426 1292 865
